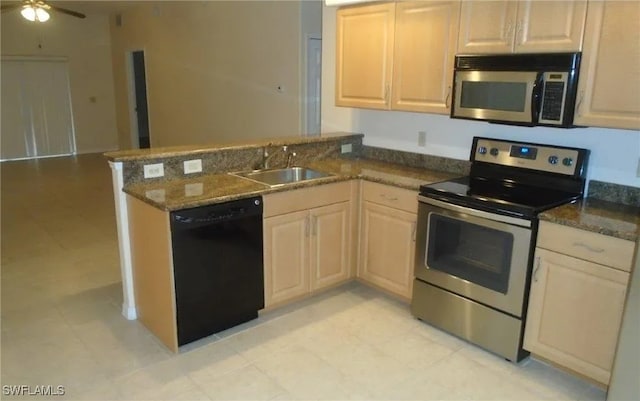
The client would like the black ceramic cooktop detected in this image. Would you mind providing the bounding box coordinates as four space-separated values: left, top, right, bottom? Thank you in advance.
420 176 582 220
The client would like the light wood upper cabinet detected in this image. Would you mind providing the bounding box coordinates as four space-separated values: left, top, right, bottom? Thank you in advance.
336 1 459 114
391 1 460 113
574 0 640 130
336 2 395 109
458 0 587 54
525 248 629 385
457 1 516 54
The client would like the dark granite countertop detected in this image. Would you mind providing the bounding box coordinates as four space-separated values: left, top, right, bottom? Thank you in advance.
105 132 362 162
539 198 640 242
123 158 459 211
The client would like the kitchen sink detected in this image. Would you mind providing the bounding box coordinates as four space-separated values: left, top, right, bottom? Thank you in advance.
231 167 333 187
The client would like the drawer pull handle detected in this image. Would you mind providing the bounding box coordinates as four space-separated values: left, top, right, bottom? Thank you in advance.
411 222 417 242
533 256 541 282
305 215 310 237
572 242 605 253
380 194 398 201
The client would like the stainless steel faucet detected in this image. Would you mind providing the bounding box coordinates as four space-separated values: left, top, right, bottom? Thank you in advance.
285 146 297 168
260 146 296 170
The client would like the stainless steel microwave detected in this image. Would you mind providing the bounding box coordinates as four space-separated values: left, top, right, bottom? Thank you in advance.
451 53 581 128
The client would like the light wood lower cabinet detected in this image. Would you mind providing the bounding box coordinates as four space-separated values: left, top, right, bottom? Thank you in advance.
263 181 357 308
264 210 310 306
127 195 178 352
358 182 417 300
310 202 351 291
525 222 633 385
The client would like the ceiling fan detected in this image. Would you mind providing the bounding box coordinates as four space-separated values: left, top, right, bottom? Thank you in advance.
1 0 86 22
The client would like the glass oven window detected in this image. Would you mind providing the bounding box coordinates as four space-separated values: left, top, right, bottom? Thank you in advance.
427 214 513 294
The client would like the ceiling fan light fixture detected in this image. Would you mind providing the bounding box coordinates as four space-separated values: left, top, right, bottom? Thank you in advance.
20 5 36 21
20 4 50 22
35 7 49 21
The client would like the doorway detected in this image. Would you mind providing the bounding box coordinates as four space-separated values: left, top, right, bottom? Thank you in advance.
305 37 322 136
128 50 150 149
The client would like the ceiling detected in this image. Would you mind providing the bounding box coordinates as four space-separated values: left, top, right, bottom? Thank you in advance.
2 1 143 17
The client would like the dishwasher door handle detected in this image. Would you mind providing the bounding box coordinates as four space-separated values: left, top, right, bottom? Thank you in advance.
171 196 263 230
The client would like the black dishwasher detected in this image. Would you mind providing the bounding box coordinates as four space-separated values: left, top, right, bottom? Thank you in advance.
170 196 264 346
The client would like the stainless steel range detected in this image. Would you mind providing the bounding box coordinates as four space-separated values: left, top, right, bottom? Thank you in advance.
411 137 589 362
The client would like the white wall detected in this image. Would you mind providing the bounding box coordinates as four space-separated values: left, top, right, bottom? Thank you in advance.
1 11 119 154
321 5 640 188
110 1 307 149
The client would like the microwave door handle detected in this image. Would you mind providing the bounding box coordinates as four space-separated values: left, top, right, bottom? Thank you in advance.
531 72 544 124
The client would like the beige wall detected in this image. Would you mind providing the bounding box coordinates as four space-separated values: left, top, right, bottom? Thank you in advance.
110 1 308 149
1 11 119 154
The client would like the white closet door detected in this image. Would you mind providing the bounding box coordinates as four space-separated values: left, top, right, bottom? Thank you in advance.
1 59 76 160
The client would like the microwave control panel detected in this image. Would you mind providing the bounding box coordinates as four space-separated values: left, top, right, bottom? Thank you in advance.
539 72 569 125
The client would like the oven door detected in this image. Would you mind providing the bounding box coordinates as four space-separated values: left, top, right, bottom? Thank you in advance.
452 70 540 124
415 196 533 317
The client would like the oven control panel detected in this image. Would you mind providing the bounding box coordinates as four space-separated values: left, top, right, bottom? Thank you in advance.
473 138 586 176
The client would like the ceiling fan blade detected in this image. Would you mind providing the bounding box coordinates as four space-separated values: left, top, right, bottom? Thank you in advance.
48 4 86 19
1 4 23 13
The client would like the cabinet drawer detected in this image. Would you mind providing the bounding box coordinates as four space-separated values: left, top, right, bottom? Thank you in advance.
537 221 634 272
263 181 353 218
362 181 418 214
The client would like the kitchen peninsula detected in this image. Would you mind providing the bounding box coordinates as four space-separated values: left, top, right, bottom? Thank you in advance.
104 132 465 326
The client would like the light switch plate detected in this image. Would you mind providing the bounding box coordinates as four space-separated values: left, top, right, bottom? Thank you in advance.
143 163 164 178
184 159 202 174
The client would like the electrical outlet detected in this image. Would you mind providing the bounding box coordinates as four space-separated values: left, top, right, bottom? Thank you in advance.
418 131 427 147
341 143 353 154
143 163 164 178
183 159 202 174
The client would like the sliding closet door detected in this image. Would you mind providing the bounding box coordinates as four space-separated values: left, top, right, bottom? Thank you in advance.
1 59 76 160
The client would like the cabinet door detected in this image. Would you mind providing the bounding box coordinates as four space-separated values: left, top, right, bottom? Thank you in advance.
309 202 351 291
457 0 516 54
359 201 416 299
264 210 310 307
574 0 640 130
515 0 586 52
336 2 395 109
524 248 629 385
391 1 460 114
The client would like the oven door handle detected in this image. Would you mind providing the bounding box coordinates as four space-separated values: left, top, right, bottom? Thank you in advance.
418 195 531 228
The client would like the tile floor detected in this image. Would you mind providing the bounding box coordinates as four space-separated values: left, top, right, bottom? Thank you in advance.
1 154 607 400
